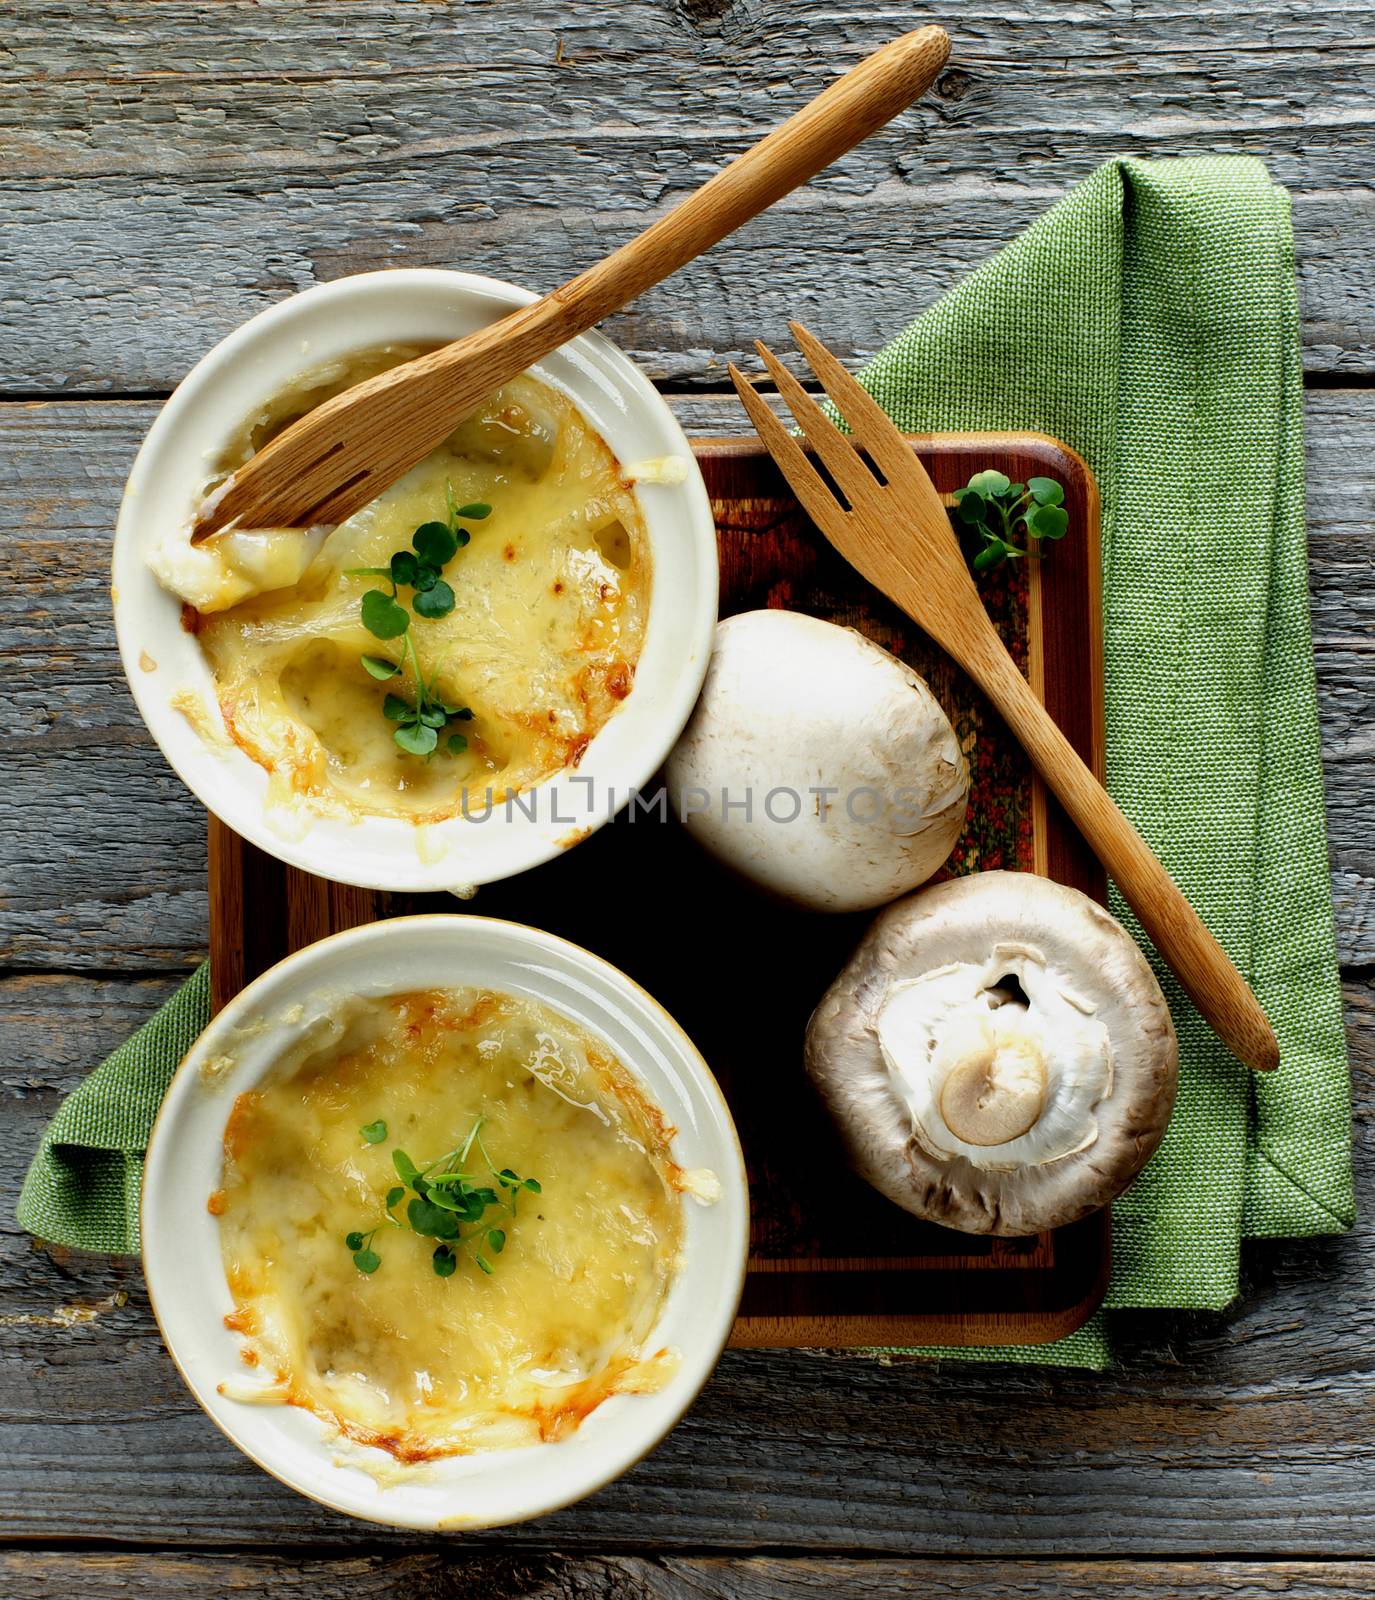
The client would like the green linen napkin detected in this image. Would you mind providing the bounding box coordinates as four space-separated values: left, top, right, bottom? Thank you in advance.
17 963 210 1254
18 157 1351 1370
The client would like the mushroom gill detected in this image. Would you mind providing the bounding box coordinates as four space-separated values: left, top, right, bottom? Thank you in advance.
804 872 1179 1236
875 941 1113 1172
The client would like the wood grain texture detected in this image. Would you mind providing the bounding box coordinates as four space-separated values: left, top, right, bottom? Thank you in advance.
199 28 951 531
0 968 1370 1550
5 1553 1375 1600
3 391 1369 973
1 1 1373 1567
2 2 1373 393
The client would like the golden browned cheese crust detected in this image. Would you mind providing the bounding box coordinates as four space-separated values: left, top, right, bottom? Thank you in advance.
215 988 685 1460
188 351 651 822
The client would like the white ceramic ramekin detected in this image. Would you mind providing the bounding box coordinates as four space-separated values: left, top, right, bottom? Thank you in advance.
112 270 718 892
141 914 749 1530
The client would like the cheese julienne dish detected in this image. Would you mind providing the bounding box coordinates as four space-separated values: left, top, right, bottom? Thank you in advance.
149 347 653 822
212 987 699 1461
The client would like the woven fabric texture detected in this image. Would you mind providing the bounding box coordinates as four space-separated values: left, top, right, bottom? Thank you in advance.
18 963 211 1254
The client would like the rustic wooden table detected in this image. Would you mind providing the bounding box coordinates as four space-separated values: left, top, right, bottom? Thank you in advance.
3 3 1373 1595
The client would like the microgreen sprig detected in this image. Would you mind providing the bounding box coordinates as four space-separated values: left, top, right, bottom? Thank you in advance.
379 663 474 759
348 483 490 757
343 1116 540 1280
953 471 1068 572
344 1230 383 1275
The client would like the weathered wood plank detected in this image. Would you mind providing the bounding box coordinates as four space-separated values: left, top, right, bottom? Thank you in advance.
4 1552 1375 1600
4 0 1374 1570
2 1 1373 390
1 391 1370 970
0 967 1370 1551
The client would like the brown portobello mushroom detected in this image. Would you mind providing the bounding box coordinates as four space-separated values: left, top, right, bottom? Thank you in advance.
805 871 1178 1236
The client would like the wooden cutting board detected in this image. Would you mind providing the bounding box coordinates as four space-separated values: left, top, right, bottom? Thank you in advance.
208 431 1109 1349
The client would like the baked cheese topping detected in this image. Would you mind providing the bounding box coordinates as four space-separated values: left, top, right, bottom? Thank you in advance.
150 348 652 822
214 988 689 1460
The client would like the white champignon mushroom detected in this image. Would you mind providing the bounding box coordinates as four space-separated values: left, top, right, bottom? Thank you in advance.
664 610 969 913
805 871 1178 1235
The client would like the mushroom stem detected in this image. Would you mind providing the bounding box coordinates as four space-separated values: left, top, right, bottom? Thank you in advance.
938 1033 1048 1146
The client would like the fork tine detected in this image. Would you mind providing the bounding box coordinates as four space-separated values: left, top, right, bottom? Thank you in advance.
727 363 847 533
751 340 881 510
788 321 944 511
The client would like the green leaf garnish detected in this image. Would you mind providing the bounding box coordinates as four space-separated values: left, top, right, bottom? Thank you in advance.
1027 503 1069 540
345 1118 540 1282
412 579 455 620
361 654 402 680
433 1244 457 1278
390 549 421 587
408 1196 459 1238
954 469 1069 573
394 721 438 757
359 1119 388 1144
360 589 410 640
412 521 459 568
967 469 1011 497
352 484 486 756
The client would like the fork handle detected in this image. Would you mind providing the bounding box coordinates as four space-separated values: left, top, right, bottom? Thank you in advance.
538 28 950 337
434 28 951 375
971 643 1280 1073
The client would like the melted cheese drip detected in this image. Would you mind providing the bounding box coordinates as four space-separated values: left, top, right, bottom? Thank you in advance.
153 347 651 821
215 988 686 1460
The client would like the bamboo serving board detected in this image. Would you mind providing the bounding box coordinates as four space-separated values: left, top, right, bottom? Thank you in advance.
208 431 1108 1349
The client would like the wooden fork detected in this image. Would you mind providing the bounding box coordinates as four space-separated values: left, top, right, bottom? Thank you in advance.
730 323 1280 1075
